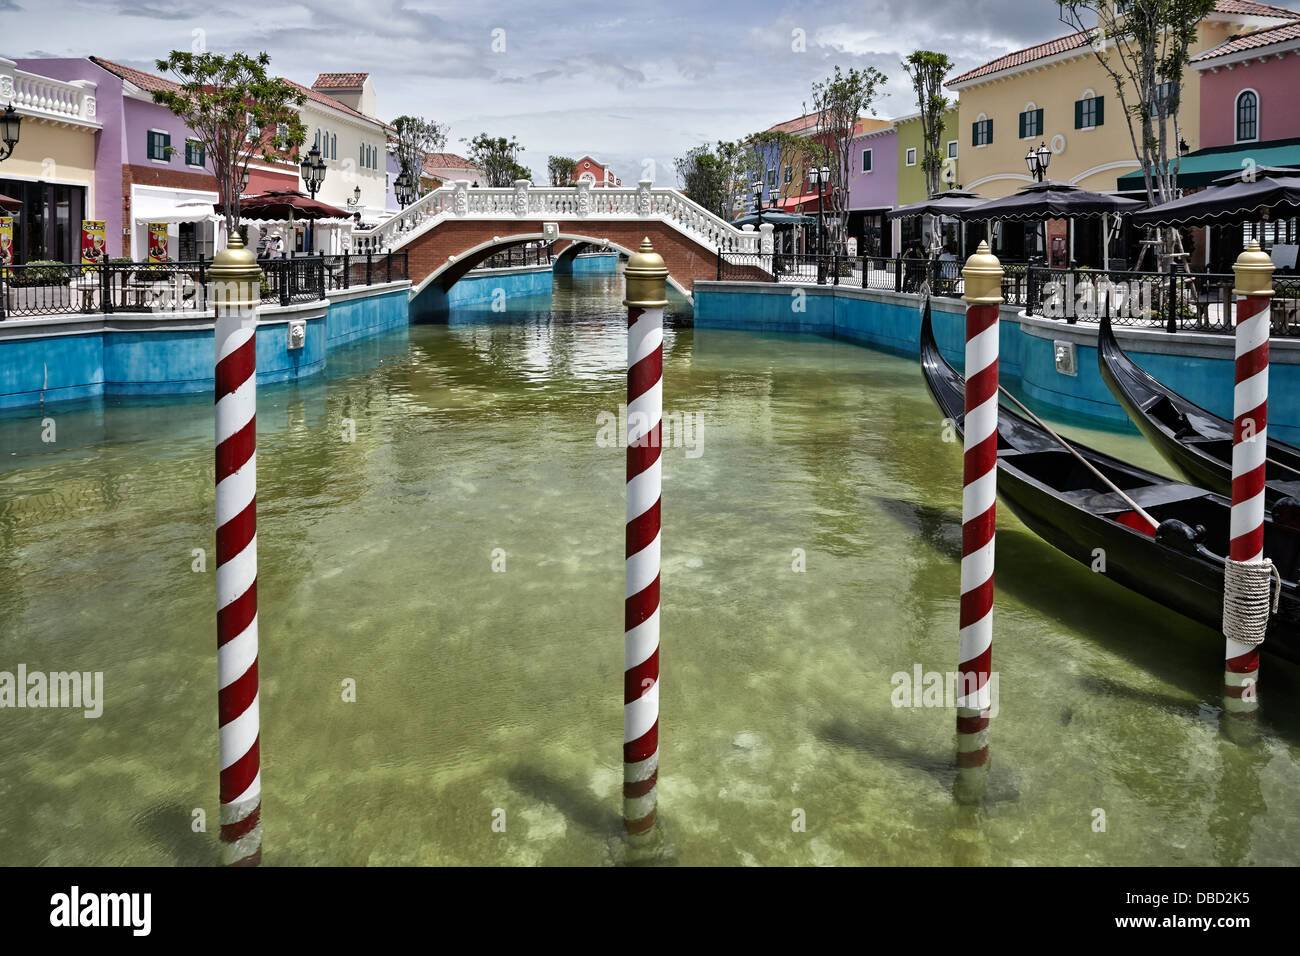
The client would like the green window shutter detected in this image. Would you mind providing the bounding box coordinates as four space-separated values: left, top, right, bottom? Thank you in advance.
1095 97 1104 126
1075 100 1084 129
972 122 979 146
1019 113 1026 139
986 118 992 144
1035 109 1044 135
162 132 171 159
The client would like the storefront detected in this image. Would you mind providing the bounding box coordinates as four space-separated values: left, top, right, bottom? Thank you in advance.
128 185 221 261
0 178 87 265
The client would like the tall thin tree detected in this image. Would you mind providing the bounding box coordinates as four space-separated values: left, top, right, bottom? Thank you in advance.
807 65 888 252
1057 0 1217 261
152 51 306 239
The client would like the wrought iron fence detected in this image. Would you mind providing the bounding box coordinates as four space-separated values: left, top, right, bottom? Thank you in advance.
1025 266 1300 335
716 252 1030 305
471 243 554 271
0 259 208 319
715 252 1300 336
0 251 409 320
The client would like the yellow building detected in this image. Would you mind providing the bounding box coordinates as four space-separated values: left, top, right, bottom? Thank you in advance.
946 1 1298 262
0 56 100 264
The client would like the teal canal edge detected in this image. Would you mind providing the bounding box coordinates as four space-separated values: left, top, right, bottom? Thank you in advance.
693 280 1300 445
0 261 571 410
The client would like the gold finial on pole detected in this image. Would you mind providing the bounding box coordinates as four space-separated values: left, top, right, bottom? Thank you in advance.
1233 239 1275 298
623 237 669 309
962 240 1004 306
208 231 264 313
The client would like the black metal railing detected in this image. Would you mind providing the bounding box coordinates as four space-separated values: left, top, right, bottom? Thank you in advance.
1025 266 1300 335
0 259 208 319
0 251 409 320
716 252 1031 304
471 242 554 271
714 252 1300 336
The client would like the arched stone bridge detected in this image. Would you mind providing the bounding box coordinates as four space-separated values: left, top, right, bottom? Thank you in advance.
353 179 772 314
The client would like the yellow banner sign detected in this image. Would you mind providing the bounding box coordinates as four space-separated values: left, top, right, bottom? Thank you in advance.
148 222 169 262
0 216 12 268
81 220 106 265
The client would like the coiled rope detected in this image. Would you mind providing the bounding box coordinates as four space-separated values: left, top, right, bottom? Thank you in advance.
1222 557 1281 647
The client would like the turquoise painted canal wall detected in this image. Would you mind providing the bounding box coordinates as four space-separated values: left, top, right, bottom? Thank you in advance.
553 250 619 275
694 280 1300 444
411 264 552 321
570 252 619 274
0 281 410 410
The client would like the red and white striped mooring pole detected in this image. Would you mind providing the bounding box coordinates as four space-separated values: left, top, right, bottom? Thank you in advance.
1224 239 1277 727
209 233 264 866
956 242 1003 801
622 239 668 837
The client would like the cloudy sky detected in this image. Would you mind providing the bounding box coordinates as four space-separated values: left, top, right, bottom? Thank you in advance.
4 0 1077 184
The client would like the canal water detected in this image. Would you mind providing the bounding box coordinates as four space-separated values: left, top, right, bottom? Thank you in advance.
3 270 1300 866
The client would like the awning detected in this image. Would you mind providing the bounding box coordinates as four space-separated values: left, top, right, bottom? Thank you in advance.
1116 138 1300 191
131 194 220 224
777 192 824 212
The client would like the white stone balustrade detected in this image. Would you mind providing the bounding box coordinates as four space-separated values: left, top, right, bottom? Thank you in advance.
353 180 760 257
0 57 98 127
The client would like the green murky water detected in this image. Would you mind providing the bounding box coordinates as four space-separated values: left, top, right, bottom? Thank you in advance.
3 271 1300 866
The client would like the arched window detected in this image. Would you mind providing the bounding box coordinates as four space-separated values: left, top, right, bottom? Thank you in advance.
1236 90 1259 143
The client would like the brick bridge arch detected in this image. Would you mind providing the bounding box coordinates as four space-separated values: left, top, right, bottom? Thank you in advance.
354 181 772 316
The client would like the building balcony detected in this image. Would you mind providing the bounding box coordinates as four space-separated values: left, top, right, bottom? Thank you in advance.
0 57 100 130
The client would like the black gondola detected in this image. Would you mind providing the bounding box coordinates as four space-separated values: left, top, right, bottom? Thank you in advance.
1097 310 1300 504
919 299 1300 663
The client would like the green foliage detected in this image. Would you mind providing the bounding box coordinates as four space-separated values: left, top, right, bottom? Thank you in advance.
151 51 307 236
674 141 750 220
8 260 68 286
547 155 578 186
903 51 955 198
392 115 449 193
465 133 527 187
808 65 888 244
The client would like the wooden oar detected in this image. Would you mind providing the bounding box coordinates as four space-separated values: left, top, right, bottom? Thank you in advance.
1264 455 1300 481
996 384 1162 532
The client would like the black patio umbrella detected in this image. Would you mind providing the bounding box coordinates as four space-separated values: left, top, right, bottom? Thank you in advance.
1129 166 1300 228
887 190 983 219
949 180 1145 268
952 180 1145 221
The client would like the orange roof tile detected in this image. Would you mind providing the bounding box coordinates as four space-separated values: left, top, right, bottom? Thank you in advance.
1195 17 1300 59
89 56 182 94
312 72 368 90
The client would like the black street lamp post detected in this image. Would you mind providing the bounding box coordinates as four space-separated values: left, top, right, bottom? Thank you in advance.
1025 142 1053 262
809 165 830 255
300 145 326 198
0 103 21 162
1024 142 1051 183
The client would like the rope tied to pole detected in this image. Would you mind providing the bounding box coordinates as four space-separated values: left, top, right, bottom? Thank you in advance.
1222 557 1281 647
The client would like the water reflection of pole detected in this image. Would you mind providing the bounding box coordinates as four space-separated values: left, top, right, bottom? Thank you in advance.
209 233 264 866
622 238 668 838
955 242 1004 804
1223 240 1275 735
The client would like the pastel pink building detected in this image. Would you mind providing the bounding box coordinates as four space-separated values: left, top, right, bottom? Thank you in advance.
1193 20 1300 147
